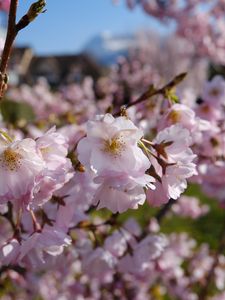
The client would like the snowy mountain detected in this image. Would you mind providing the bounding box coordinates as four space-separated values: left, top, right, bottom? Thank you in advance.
83 32 136 65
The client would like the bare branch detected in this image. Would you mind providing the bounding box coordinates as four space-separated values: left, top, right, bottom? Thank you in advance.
16 0 46 32
113 72 187 116
0 0 18 99
0 0 46 101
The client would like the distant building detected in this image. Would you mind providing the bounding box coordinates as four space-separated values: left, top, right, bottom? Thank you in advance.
9 47 102 87
9 47 33 85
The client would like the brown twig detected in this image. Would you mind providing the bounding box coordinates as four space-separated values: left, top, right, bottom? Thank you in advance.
155 198 176 224
0 0 46 101
0 0 18 99
113 72 187 116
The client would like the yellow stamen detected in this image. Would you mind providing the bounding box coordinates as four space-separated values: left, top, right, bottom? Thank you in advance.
103 137 125 157
40 147 51 155
0 148 22 171
168 110 181 123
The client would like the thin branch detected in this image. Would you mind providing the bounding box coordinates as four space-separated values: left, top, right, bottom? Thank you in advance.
16 0 46 32
0 0 46 101
113 72 187 116
0 0 18 99
155 198 176 224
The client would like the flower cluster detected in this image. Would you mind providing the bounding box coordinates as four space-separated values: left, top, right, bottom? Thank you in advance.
146 124 197 206
77 113 155 212
1 1 225 298
0 127 72 210
121 0 225 65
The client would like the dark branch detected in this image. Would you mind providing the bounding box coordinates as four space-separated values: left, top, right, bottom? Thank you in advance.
0 0 46 101
113 72 187 116
0 0 18 99
155 198 176 223
16 0 46 32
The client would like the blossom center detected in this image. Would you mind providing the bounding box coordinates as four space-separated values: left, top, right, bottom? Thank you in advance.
103 137 125 156
40 146 51 155
168 110 181 123
201 104 210 113
0 148 22 171
209 88 220 97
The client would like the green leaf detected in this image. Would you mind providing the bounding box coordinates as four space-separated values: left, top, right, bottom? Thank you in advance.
0 99 35 125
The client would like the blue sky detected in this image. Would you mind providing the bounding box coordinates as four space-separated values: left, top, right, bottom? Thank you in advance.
13 0 165 54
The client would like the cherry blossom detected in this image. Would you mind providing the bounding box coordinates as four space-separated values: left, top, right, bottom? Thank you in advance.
0 136 45 209
146 125 197 206
77 113 155 212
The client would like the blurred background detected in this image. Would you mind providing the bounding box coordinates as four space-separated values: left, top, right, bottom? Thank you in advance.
0 0 224 125
0 0 223 91
0 1 184 87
